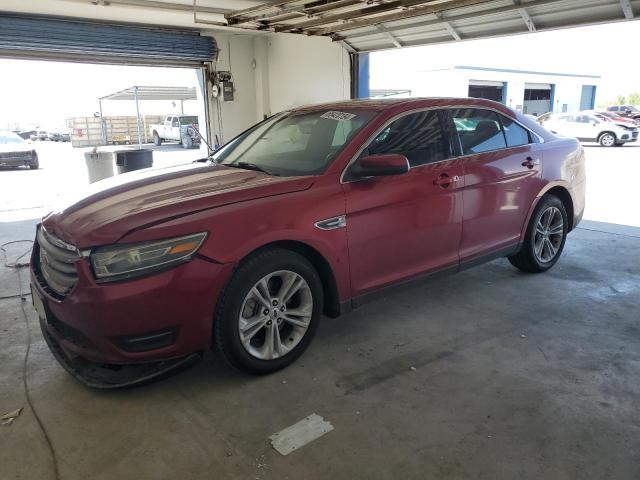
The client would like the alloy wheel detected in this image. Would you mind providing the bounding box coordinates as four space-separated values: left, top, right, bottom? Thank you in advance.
533 206 564 263
600 133 615 147
238 270 313 360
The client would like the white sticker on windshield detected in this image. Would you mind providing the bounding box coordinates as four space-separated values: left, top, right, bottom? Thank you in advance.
321 111 356 121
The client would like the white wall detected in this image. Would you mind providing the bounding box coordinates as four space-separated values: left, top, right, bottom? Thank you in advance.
205 32 259 146
203 32 351 145
264 33 350 115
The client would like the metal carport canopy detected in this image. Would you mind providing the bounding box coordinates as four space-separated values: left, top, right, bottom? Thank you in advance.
0 13 217 66
99 86 198 101
223 0 639 52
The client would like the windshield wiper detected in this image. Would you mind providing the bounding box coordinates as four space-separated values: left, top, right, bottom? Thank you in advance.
227 162 278 176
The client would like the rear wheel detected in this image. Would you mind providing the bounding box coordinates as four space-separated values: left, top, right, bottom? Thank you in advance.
508 195 568 273
153 132 161 146
598 132 616 147
214 249 323 374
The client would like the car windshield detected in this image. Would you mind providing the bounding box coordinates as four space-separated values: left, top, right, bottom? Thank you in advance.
0 131 25 144
214 109 377 176
180 116 198 124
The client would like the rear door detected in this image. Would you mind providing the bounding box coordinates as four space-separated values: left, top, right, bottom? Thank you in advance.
163 116 173 137
449 108 545 260
342 109 463 297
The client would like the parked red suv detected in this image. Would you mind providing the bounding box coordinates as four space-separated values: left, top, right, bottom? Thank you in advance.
31 98 586 388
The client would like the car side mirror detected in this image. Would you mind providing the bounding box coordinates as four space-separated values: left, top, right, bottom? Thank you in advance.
351 153 410 178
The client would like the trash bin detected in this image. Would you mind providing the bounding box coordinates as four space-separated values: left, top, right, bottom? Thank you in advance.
84 151 115 184
115 149 153 174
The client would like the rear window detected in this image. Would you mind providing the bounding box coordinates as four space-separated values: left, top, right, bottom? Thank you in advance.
499 115 531 147
451 108 506 155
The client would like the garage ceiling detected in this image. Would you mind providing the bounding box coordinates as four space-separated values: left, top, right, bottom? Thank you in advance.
223 0 640 52
0 0 637 54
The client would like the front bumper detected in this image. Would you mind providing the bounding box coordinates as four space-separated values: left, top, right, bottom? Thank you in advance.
31 241 235 371
0 152 36 167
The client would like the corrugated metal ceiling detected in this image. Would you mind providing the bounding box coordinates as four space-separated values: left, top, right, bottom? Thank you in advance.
223 0 639 52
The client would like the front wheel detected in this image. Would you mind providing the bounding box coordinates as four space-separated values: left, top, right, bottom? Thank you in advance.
181 134 193 149
508 195 568 273
598 132 616 147
153 132 161 146
214 249 323 374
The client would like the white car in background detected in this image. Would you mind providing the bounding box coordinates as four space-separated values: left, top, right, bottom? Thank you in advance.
539 112 638 147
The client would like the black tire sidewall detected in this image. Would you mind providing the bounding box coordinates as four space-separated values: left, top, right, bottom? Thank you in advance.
181 135 193 149
215 249 323 374
153 133 161 146
526 195 568 271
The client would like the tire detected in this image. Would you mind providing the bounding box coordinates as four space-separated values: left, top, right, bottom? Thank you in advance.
181 134 193 149
508 194 568 273
153 132 162 146
598 132 616 147
29 163 39 170
214 248 323 374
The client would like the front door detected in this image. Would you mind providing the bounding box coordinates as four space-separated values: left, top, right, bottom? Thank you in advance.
572 114 599 141
342 109 463 297
449 108 545 260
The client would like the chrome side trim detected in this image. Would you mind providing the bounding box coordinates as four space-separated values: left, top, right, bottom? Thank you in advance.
314 215 347 230
340 104 545 184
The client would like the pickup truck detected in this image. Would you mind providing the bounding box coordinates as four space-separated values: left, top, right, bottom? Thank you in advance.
149 115 200 149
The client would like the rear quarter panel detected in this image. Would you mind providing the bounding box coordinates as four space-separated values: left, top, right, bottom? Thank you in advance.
536 136 586 230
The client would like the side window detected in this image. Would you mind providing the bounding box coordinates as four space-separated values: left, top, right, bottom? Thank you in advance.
451 108 506 155
499 114 531 147
365 110 450 167
611 106 619 112
172 118 180 127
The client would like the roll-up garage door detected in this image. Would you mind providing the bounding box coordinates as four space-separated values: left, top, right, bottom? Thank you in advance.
0 14 217 67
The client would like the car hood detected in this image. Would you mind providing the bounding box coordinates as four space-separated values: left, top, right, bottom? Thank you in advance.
0 142 32 153
43 162 314 248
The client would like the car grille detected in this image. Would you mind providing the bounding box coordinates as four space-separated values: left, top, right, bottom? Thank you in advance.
633 132 639 139
34 227 79 299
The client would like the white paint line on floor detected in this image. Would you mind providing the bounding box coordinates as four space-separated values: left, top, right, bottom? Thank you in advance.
269 413 334 456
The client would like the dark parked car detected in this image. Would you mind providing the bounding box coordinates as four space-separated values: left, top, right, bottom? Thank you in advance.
0 131 38 169
31 98 586 388
607 105 640 121
30 130 48 141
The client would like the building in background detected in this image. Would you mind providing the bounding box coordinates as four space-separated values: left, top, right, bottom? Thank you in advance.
376 65 601 116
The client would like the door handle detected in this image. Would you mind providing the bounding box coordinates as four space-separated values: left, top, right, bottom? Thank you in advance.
433 173 459 188
522 156 540 169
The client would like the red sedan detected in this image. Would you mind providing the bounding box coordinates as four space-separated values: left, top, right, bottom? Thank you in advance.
31 98 586 387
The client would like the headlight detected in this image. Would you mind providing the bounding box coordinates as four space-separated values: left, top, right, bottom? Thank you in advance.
90 232 207 282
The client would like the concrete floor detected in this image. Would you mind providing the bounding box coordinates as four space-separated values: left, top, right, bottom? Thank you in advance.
1 218 639 479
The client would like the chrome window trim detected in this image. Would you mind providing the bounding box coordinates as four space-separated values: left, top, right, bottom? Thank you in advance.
340 105 544 185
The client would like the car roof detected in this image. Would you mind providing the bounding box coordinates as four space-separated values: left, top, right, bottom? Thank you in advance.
294 97 515 115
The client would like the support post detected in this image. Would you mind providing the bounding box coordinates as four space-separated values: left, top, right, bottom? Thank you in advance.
134 86 142 148
98 98 106 146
